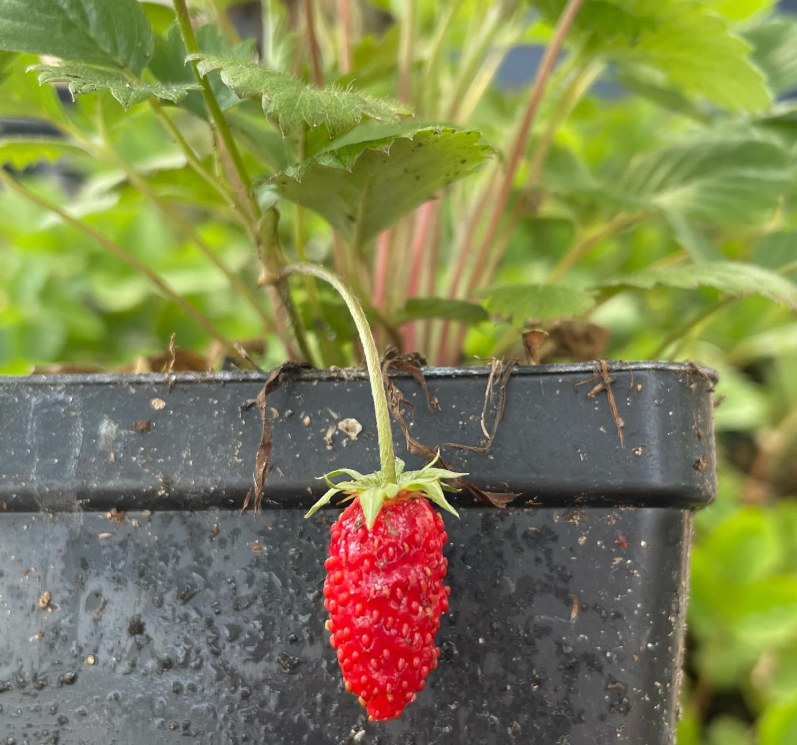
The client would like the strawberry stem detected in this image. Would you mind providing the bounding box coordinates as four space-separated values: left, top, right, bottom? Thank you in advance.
281 263 397 482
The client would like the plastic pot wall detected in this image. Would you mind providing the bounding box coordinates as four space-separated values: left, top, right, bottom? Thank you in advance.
0 362 716 745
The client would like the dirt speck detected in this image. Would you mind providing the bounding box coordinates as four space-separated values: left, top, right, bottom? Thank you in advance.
570 594 579 621
150 398 166 411
86 654 96 666
105 508 126 525
694 458 707 471
563 509 586 524
302 414 311 426
132 419 151 433
37 591 51 610
277 651 301 672
127 617 145 636
338 418 362 441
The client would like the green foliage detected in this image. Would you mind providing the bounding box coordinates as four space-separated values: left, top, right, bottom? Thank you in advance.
395 298 489 325
617 135 794 225
608 263 797 310
0 136 89 168
0 0 154 74
29 62 198 108
744 17 797 95
0 4 797 740
760 695 797 745
271 125 493 244
478 285 596 324
188 54 411 134
149 24 257 115
534 0 771 110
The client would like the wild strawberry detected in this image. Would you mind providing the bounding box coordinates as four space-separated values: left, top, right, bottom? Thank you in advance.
323 494 451 720
307 457 463 719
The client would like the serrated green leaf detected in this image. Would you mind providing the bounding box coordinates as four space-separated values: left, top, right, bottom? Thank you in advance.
477 285 596 325
744 17 797 96
535 0 771 111
0 0 154 74
607 262 797 310
28 62 198 108
149 24 256 117
269 125 493 244
616 7 771 111
619 136 793 225
0 137 90 169
187 53 411 135
395 297 489 325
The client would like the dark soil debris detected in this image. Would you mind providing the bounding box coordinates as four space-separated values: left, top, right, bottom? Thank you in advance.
277 652 301 672
131 419 151 433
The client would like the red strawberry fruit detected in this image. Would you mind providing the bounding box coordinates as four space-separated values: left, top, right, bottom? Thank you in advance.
287 262 465 719
324 494 450 720
307 458 463 720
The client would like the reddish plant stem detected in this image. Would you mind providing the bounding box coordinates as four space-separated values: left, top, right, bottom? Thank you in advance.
438 0 584 365
337 0 353 73
406 202 439 299
372 230 392 311
332 233 347 277
304 0 323 85
436 169 498 362
470 0 584 279
401 202 439 352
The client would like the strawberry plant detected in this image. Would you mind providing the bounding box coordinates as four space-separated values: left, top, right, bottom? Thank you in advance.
2 0 797 741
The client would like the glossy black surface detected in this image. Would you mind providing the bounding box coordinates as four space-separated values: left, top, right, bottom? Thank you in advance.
0 507 690 745
0 363 715 743
0 363 716 512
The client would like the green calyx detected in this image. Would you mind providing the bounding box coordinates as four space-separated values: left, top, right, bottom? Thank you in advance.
305 454 466 530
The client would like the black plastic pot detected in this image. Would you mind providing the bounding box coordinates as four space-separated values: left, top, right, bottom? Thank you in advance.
0 362 716 744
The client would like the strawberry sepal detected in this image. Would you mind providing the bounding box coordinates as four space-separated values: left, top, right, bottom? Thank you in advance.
305 453 465 529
